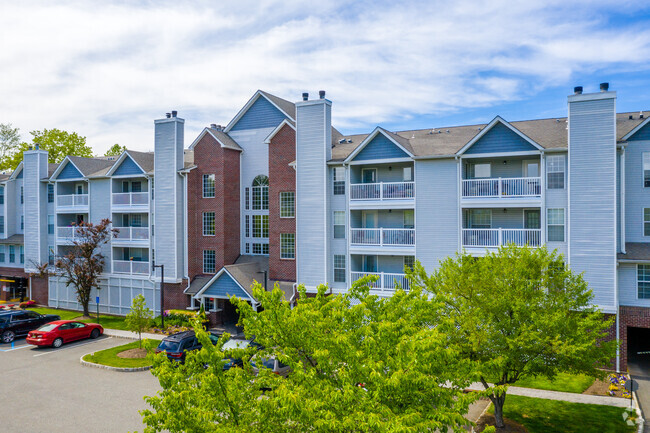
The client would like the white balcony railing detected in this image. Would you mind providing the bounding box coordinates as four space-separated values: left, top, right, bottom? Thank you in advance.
350 182 415 200
351 271 410 291
56 194 89 208
113 227 150 242
462 228 542 248
113 260 150 275
462 177 541 198
56 226 83 241
112 192 149 207
350 228 415 246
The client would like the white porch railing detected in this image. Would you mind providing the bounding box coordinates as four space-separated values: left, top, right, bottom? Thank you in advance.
114 227 150 241
351 271 410 291
113 260 150 275
350 228 415 246
112 192 149 206
462 228 542 247
56 226 83 241
462 177 541 198
57 194 89 207
350 182 415 200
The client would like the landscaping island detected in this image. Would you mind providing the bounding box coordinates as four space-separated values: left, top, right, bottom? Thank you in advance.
82 339 154 369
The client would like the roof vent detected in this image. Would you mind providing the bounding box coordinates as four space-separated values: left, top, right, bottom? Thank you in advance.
35 144 40 150
629 115 634 120
574 86 583 95
429 129 434 134
338 138 346 144
171 110 178 117
556 119 560 123
411 133 415 139
165 113 171 118
641 112 645 119
347 139 352 143
446 129 450 133
210 123 217 129
302 92 308 101
438 130 442 134
600 82 609 92
319 90 326 99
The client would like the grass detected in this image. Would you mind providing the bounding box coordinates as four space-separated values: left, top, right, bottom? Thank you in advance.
512 372 596 394
488 395 636 433
27 306 130 330
31 307 81 320
83 339 153 368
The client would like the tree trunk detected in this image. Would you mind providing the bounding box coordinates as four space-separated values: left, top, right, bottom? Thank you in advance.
490 393 507 429
82 302 90 317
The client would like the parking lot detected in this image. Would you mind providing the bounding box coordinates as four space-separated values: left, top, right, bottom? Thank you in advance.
0 335 161 433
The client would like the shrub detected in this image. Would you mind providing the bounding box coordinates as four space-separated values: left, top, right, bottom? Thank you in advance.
20 300 36 309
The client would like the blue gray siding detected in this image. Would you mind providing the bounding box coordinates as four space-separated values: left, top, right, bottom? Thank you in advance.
113 155 144 176
618 263 649 307
202 272 249 298
415 159 459 271
230 96 288 131
89 179 112 270
624 140 650 243
22 150 48 271
628 122 650 142
568 93 617 313
464 122 537 154
57 162 83 180
353 133 409 161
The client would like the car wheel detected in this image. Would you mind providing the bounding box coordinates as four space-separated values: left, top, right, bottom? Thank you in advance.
1 330 15 343
90 329 100 339
52 338 63 348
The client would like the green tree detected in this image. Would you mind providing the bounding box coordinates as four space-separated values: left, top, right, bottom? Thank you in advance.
416 244 617 429
0 123 21 171
141 281 481 432
104 143 126 157
126 294 153 348
5 128 93 170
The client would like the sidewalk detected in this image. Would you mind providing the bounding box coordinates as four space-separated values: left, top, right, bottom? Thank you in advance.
466 383 631 408
103 328 165 341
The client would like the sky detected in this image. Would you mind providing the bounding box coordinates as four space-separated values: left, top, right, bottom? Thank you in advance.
1 0 650 154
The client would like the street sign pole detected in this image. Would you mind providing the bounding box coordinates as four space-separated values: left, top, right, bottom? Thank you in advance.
96 296 100 324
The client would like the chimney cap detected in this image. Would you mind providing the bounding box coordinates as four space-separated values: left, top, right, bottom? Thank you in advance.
165 113 171 118
600 82 609 92
302 92 309 101
210 123 217 129
319 90 326 99
171 110 178 117
574 86 583 95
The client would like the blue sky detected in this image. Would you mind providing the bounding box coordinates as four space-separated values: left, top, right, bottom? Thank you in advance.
1 0 650 153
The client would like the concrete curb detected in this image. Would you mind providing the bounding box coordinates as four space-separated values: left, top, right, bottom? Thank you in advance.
102 329 165 341
631 387 645 433
79 354 152 372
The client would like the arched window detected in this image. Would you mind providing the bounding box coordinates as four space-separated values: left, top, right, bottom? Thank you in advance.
252 175 269 210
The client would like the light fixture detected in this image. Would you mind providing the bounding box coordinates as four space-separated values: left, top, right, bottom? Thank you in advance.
503 160 507 165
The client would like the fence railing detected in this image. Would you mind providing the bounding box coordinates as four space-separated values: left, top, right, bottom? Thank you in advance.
350 272 410 291
350 228 415 246
57 194 89 207
350 182 415 200
113 260 150 275
462 228 542 247
112 192 149 206
462 177 541 198
114 226 150 241
56 226 83 240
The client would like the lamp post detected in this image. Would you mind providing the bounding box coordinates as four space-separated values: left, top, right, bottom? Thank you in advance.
152 263 165 329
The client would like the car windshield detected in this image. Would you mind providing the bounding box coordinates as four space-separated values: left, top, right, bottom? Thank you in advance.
37 324 58 332
158 340 180 352
0 316 8 325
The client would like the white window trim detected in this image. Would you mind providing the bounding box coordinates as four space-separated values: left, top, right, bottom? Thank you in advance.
280 233 295 260
202 212 215 237
361 168 377 183
546 208 565 242
643 152 650 188
279 192 295 218
644 208 650 237
546 154 566 189
202 174 216 198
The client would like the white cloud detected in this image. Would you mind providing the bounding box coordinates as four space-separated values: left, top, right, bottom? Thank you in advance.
0 0 649 152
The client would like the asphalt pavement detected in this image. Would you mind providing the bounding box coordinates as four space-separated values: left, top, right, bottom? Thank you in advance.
628 355 650 432
0 335 160 433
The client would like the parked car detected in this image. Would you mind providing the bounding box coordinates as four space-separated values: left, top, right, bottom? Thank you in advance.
26 320 103 348
251 356 291 377
155 330 220 363
0 310 60 343
221 339 254 370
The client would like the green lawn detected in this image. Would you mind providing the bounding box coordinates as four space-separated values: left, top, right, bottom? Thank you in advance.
488 395 636 433
83 340 153 368
513 372 595 394
31 307 81 320
28 307 130 330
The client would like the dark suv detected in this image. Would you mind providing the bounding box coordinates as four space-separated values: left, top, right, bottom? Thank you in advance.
155 330 220 363
0 310 61 343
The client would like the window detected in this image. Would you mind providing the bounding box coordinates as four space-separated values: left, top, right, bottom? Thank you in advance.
131 181 142 193
151 178 154 200
646 209 650 237
0 186 4 204
9 245 15 263
47 184 54 203
48 215 54 235
645 153 650 187
20 246 24 264
469 209 491 229
130 214 142 227
280 234 295 259
20 186 23 204
546 155 565 189
547 208 565 242
253 215 269 238
0 245 5 262
245 188 250 210
204 298 217 312
473 163 491 178
245 243 250 254
252 175 269 210
403 210 414 229
122 181 129 193
362 168 376 184
203 174 215 198
280 192 295 218
334 255 346 282
403 167 413 182
333 211 345 238
20 215 24 230
404 256 415 271
333 167 345 195
639 265 650 299
0 216 4 234
202 212 215 236
48 246 55 266
245 215 250 238
252 243 269 255
203 250 216 273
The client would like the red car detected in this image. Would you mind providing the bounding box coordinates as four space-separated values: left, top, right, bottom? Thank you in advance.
26 320 104 348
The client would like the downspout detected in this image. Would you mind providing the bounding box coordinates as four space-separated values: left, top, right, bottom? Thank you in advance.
179 171 191 295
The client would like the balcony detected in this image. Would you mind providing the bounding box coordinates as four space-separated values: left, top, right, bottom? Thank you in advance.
112 227 150 246
461 177 541 207
350 182 414 209
112 260 150 275
56 227 82 243
112 192 149 212
350 228 415 254
56 194 89 212
350 271 410 292
462 228 542 249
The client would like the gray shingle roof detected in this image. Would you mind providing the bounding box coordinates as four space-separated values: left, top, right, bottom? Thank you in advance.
208 128 243 151
0 234 24 245
66 155 113 177
619 243 650 262
127 150 154 174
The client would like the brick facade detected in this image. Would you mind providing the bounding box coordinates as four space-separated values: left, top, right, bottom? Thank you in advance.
268 123 296 282
187 133 241 282
618 306 650 371
30 276 49 305
163 280 190 310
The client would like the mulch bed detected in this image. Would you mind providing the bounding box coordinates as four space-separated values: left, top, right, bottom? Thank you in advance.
583 374 629 398
475 414 528 432
117 348 148 359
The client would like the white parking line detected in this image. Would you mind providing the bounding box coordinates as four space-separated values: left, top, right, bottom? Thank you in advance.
3 344 32 352
33 338 109 357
